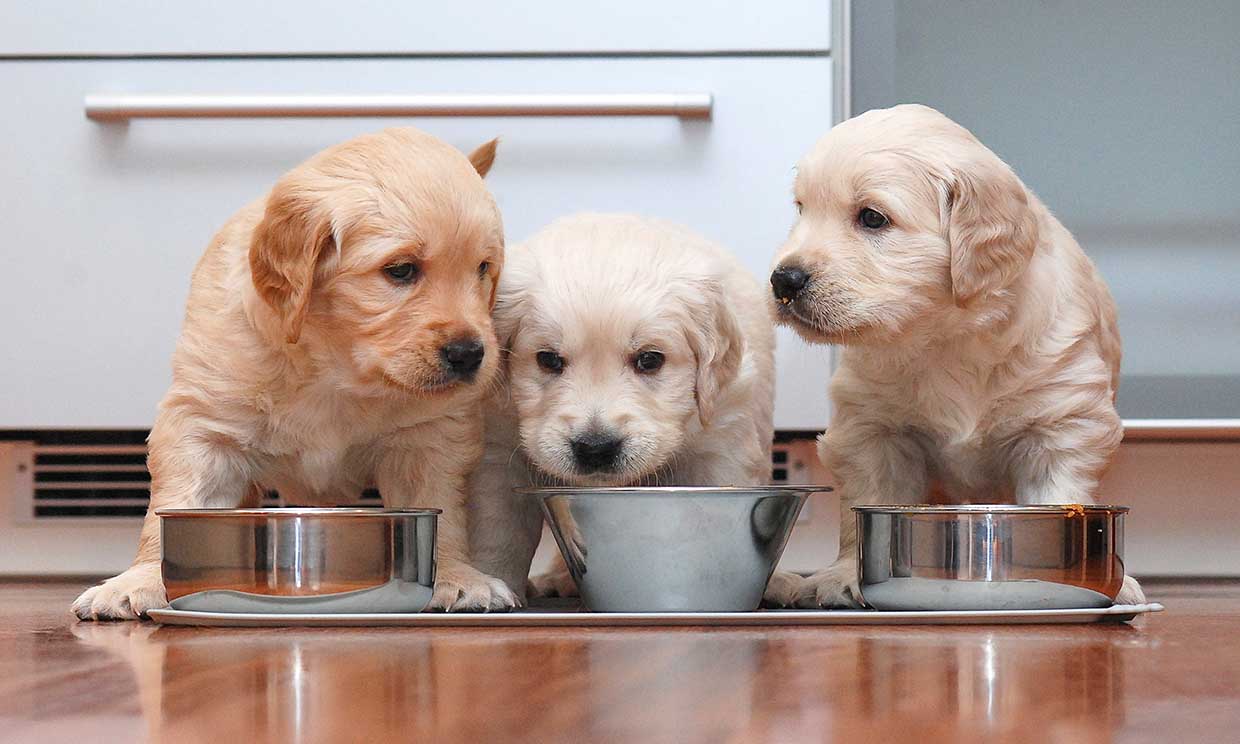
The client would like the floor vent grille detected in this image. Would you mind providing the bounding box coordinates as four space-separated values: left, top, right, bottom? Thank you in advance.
3 431 388 523
31 444 150 519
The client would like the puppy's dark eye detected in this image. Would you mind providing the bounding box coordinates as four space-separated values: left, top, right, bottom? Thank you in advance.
383 262 419 283
858 207 889 230
794 200 804 215
536 351 565 374
633 350 665 374
478 261 491 278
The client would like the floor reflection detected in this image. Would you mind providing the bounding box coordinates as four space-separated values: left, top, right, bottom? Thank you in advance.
577 633 769 740
844 627 1130 741
72 623 447 741
69 618 1148 743
68 621 776 742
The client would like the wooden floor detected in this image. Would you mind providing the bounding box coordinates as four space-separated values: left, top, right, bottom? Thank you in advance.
2 581 1238 743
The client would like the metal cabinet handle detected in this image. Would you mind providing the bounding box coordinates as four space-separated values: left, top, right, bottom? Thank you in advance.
84 93 713 121
1123 419 1240 441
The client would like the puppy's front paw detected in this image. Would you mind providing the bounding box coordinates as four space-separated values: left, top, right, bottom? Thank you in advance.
796 560 864 609
429 565 520 612
527 565 579 598
762 571 806 608
1115 575 1147 605
71 563 166 621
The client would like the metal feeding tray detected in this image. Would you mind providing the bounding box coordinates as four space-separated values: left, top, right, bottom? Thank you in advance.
148 600 1163 627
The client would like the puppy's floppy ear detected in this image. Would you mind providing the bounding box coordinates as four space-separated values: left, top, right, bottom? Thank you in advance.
945 153 1039 306
486 271 500 313
467 138 499 179
485 251 505 312
249 180 336 344
685 279 745 427
489 261 527 373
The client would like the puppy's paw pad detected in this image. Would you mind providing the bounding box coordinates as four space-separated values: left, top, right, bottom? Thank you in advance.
794 563 864 609
1115 575 1147 605
70 586 105 620
72 565 167 621
762 571 805 608
429 570 520 612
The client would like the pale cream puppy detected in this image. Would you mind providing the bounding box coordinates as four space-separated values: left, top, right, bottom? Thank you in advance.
467 213 780 601
767 104 1144 608
73 128 518 620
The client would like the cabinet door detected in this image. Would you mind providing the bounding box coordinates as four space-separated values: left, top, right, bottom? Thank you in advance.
0 56 833 429
0 1 830 56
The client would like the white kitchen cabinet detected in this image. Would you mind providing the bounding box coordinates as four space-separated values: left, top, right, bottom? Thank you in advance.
0 6 835 576
0 1 830 56
0 56 832 429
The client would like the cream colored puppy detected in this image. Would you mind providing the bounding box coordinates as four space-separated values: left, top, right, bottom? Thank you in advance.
468 213 778 601
768 104 1144 608
73 128 518 620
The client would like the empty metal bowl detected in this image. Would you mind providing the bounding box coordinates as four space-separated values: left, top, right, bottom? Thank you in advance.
159 507 438 614
522 485 823 612
856 504 1130 611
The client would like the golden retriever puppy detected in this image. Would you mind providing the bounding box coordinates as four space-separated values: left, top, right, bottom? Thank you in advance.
767 104 1144 607
73 128 517 619
467 213 778 601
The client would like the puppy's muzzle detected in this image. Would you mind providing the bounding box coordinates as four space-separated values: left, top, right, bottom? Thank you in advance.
770 265 810 304
439 337 485 381
570 431 626 473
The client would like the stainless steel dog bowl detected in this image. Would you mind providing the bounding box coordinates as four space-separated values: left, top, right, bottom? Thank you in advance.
159 507 438 614
856 504 1130 611
523 485 822 612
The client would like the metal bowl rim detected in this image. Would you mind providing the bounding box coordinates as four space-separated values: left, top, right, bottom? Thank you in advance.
155 507 441 517
516 484 832 496
852 504 1129 514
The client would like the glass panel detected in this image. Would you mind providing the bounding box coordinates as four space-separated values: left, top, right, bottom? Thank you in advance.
851 0 1240 418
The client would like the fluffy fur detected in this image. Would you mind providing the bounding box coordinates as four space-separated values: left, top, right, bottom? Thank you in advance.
466 213 779 602
767 105 1144 608
73 128 518 620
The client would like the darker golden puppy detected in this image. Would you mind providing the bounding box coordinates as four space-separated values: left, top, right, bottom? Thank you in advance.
74 128 515 619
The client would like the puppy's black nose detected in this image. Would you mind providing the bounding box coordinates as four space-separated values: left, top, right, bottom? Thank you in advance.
771 266 810 302
571 432 625 473
440 338 485 380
